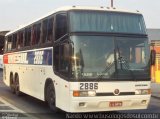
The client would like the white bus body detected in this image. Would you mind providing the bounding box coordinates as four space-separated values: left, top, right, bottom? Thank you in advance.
3 6 151 112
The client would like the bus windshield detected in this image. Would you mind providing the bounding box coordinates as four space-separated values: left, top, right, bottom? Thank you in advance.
69 11 146 34
70 35 150 81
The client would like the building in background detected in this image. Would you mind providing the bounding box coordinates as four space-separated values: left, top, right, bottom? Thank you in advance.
147 29 160 83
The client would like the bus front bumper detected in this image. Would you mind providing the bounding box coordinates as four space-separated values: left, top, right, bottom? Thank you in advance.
69 95 151 113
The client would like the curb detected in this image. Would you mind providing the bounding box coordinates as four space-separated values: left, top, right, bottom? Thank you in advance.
151 95 160 99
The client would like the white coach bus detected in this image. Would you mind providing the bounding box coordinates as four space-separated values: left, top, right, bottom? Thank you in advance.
3 6 154 112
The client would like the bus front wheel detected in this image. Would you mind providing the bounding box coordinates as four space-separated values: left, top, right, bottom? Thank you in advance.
46 83 58 112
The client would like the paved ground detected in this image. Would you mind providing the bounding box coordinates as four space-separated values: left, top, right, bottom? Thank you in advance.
151 83 160 99
0 97 39 119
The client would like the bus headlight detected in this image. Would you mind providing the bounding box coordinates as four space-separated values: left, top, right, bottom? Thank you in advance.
88 91 96 96
135 89 151 95
73 90 96 97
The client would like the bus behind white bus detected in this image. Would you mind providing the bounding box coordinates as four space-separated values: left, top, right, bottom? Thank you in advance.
0 55 3 69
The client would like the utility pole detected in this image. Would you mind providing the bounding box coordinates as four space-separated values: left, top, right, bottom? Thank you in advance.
111 0 114 7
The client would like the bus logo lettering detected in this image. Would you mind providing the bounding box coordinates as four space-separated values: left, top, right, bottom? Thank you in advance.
8 53 28 64
113 89 120 95
34 51 44 64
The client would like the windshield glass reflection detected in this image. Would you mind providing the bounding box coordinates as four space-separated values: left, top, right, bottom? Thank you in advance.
70 35 150 80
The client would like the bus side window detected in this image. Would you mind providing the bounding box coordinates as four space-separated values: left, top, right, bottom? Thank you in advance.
47 18 54 42
54 43 70 77
54 46 60 71
55 13 67 40
59 44 70 72
42 19 48 44
24 27 31 47
17 31 24 49
4 37 7 52
12 34 17 50
41 18 54 44
31 23 41 46
4 37 8 52
37 23 41 44
7 36 12 51
0 36 4 54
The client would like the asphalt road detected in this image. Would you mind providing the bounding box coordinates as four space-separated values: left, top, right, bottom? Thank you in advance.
0 71 160 119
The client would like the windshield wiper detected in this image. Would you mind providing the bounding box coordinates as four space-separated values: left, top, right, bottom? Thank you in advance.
117 54 136 80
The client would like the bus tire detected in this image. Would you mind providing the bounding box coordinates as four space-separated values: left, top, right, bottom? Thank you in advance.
46 83 58 112
10 73 15 94
15 75 22 96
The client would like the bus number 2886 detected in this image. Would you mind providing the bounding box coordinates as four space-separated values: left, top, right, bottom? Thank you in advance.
80 83 98 90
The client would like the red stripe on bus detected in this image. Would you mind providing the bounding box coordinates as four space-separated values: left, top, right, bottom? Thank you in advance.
3 55 8 64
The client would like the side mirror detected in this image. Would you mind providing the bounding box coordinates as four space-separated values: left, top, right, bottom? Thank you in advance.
150 50 156 65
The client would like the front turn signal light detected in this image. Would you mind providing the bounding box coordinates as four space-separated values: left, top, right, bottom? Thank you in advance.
135 89 151 95
73 90 96 97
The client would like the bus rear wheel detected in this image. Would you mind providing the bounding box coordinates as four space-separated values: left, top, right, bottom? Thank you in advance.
10 74 15 93
15 75 22 96
46 83 58 112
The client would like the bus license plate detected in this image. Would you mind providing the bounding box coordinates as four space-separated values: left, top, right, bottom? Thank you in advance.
109 101 122 107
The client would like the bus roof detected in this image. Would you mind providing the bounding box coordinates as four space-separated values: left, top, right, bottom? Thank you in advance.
6 6 142 36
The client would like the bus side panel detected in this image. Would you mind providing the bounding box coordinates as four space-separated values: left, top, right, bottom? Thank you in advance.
3 64 11 87
18 65 43 99
52 75 70 111
3 49 71 112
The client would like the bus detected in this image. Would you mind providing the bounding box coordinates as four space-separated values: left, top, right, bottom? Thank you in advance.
0 34 5 69
3 6 154 112
0 55 3 69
